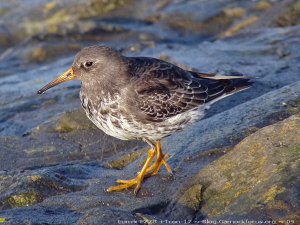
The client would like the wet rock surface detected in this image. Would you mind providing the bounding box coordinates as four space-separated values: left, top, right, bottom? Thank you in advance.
0 0 299 224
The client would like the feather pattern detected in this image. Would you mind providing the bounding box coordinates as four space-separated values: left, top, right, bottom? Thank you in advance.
127 57 252 122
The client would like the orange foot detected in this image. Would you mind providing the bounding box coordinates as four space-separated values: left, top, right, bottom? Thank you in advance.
107 140 172 194
145 140 172 176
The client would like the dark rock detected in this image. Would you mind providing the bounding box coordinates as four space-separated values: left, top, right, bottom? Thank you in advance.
164 184 202 221
0 108 142 171
77 208 138 225
0 206 80 225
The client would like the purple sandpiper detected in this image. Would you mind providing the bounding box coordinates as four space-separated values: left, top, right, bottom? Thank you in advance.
37 45 252 194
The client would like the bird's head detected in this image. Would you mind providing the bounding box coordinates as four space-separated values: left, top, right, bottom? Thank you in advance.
37 45 123 94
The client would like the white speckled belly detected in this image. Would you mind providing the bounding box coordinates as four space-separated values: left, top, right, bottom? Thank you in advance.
79 91 206 141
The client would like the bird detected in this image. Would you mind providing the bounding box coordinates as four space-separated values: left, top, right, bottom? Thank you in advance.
37 45 252 194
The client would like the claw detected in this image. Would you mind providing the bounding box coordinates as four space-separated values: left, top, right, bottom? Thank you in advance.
107 178 140 193
106 140 173 194
107 148 155 194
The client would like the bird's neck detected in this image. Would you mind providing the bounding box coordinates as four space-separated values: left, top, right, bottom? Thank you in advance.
81 80 115 100
80 73 126 103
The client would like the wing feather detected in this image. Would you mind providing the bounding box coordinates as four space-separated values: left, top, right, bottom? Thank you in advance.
127 57 252 122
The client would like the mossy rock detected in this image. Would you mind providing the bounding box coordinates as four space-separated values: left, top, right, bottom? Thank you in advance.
276 0 300 27
194 114 300 220
54 109 93 133
19 0 133 38
7 192 41 208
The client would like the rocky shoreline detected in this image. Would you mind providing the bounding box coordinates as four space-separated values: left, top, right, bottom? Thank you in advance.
0 0 299 224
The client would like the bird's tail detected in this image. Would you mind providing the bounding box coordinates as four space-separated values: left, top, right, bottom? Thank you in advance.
218 76 253 95
190 71 253 102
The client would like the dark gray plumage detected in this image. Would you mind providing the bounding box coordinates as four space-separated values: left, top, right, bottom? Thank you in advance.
127 57 251 122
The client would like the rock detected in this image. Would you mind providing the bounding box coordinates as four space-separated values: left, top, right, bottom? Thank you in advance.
0 0 300 224
1 207 80 225
164 114 300 222
54 109 96 132
255 0 272 11
77 208 138 225
164 184 202 221
249 0 300 29
0 55 298 223
0 165 88 210
2 0 298 67
220 16 259 38
196 113 300 221
276 0 300 27
0 108 142 171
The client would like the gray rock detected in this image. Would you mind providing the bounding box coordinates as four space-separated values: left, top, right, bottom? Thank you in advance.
192 113 299 222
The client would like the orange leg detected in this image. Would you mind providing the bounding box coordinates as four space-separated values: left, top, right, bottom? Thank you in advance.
106 148 156 194
145 140 172 176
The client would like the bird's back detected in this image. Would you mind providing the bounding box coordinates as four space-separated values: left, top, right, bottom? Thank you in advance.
126 57 252 123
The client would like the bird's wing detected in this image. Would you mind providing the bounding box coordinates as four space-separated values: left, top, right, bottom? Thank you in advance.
129 58 245 122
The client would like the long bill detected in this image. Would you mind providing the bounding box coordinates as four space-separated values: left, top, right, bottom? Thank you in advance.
37 68 75 94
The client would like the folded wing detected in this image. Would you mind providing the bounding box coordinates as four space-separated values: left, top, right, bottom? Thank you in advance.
129 58 252 122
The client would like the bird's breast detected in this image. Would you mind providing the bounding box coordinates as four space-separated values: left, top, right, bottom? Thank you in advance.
79 91 136 140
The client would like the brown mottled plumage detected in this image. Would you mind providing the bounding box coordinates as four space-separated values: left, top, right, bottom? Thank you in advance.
37 45 252 194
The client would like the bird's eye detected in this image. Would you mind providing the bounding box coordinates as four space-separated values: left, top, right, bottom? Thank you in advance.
83 61 93 68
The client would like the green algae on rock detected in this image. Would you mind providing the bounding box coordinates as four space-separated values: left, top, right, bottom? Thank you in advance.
195 114 300 220
20 0 133 38
7 192 41 208
54 109 93 133
164 114 300 223
103 148 145 170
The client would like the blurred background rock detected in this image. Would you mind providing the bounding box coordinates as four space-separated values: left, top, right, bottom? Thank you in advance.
1 0 299 73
